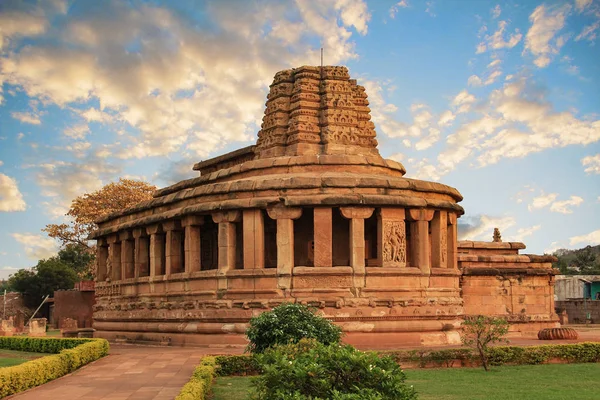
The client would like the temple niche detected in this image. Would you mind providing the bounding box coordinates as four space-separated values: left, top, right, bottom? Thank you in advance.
90 66 559 347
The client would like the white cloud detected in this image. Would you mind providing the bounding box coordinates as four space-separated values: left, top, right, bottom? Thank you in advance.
33 158 121 217
11 233 58 260
570 229 600 246
1 0 370 160
425 1 435 17
415 128 440 150
582 154 600 174
523 4 571 68
544 241 562 254
575 0 593 13
63 124 90 140
437 110 455 127
528 192 584 214
458 214 516 241
575 21 600 43
528 192 558 211
389 1 409 19
506 225 541 242
452 90 476 114
0 173 27 212
476 20 522 54
0 161 3 167
11 111 41 125
492 5 501 19
549 196 584 214
0 6 48 52
468 75 482 87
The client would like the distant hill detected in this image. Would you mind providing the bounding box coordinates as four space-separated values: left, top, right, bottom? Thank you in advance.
552 244 600 275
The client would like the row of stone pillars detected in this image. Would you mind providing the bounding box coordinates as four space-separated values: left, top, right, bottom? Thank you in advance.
96 207 458 286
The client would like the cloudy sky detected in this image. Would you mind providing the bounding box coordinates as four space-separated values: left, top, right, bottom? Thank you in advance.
0 0 599 279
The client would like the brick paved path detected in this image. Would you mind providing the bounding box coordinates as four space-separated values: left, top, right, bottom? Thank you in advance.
10 344 243 400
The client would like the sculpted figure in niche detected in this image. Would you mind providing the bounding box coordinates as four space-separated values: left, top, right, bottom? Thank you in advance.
383 221 406 264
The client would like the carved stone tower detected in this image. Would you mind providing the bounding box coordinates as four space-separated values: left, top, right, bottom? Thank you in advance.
255 66 380 159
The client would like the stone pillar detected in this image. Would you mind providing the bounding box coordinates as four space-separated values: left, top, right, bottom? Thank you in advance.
377 208 407 268
147 225 165 277
340 207 374 287
267 205 302 289
107 235 121 281
182 216 203 273
119 231 135 280
407 209 435 274
243 209 265 269
133 228 150 278
313 207 333 267
431 210 448 269
164 220 183 275
96 238 109 282
447 212 458 270
213 211 241 289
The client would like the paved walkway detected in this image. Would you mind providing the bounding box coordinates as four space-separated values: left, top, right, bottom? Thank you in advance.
10 345 243 400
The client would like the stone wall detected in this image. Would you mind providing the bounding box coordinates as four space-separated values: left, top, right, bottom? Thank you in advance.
53 290 95 329
556 300 600 324
459 241 559 336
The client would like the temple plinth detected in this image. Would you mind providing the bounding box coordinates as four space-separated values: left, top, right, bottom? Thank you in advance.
90 66 558 348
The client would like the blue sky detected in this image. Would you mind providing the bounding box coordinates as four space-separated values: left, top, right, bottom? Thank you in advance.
0 0 599 279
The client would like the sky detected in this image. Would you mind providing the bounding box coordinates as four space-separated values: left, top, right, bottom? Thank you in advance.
0 0 599 280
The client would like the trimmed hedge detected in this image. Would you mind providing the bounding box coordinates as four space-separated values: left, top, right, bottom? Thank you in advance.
215 354 260 376
175 356 217 400
212 343 600 376
0 337 110 398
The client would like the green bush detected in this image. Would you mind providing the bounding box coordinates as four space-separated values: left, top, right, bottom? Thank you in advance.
0 336 94 353
245 302 343 353
250 339 418 400
215 354 261 376
0 338 109 397
176 356 217 400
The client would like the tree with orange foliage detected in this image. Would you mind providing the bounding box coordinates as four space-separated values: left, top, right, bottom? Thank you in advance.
43 178 156 278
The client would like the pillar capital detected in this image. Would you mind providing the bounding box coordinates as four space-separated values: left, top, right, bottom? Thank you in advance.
448 212 457 225
182 215 205 227
119 231 133 241
340 207 374 220
132 228 147 239
407 208 435 222
106 234 119 244
267 205 302 220
163 219 182 231
146 224 163 235
97 237 108 246
212 210 241 224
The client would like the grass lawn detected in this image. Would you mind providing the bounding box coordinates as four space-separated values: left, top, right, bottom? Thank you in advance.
0 349 47 368
211 363 600 400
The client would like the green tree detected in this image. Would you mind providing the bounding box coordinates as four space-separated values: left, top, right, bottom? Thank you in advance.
573 246 600 274
8 258 78 308
57 244 95 280
462 315 509 371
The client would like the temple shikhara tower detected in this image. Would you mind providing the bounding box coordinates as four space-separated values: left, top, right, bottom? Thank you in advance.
91 66 559 347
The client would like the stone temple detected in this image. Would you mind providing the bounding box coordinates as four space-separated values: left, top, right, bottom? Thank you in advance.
91 66 559 347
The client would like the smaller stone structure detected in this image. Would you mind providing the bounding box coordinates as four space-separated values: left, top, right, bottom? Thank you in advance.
0 319 15 336
54 282 96 329
28 318 47 337
459 240 558 336
61 317 78 337
538 327 578 340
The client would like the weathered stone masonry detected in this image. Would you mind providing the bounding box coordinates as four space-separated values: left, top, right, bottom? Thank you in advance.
91 66 558 347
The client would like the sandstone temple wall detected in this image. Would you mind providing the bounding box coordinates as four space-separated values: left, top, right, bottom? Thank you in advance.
459 241 558 336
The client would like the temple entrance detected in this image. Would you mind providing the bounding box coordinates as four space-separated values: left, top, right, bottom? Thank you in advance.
365 212 378 266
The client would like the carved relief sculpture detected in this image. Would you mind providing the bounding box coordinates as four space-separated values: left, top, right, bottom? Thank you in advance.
383 221 406 265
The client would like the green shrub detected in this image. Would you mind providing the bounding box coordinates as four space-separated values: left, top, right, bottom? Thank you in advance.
250 340 418 400
176 356 217 400
0 336 93 353
0 338 109 398
245 302 343 353
215 354 261 376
